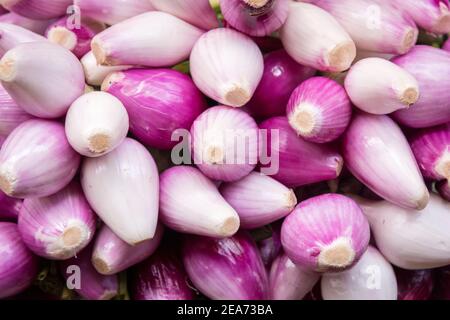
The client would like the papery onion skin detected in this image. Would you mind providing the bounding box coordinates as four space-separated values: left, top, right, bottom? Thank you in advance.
246 49 316 119
0 119 81 199
0 12 52 35
409 124 450 181
45 16 105 58
342 112 429 210
18 181 96 260
74 0 155 25
129 238 195 300
81 138 159 245
391 45 450 128
220 172 297 229
103 68 206 151
182 231 269 300
60 244 118 300
0 41 85 118
159 166 240 238
0 0 73 20
149 0 218 30
281 193 370 273
345 58 420 115
91 12 203 67
191 106 259 182
280 1 356 72
355 194 450 270
0 222 39 299
395 268 434 300
92 224 164 276
321 246 398 300
286 76 352 143
220 0 289 37
0 22 46 57
0 83 33 137
259 116 344 188
269 253 320 300
190 28 264 107
310 0 418 55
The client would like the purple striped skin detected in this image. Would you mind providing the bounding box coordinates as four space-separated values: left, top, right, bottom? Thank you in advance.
0 12 52 35
74 0 155 26
103 69 206 150
189 28 264 107
0 222 39 299
45 17 105 58
259 116 344 188
390 0 450 34
91 12 203 68
286 77 352 143
60 244 119 301
92 224 164 276
437 180 450 201
0 83 33 136
1 0 72 20
130 241 195 300
191 106 259 182
149 0 218 31
0 191 22 221
396 268 434 300
410 124 450 181
0 120 81 199
310 0 418 55
220 0 289 37
281 194 370 273
0 42 85 119
246 49 316 119
391 46 450 128
182 231 269 300
18 181 96 260
342 113 430 210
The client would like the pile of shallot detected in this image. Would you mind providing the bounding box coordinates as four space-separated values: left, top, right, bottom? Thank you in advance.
0 0 449 301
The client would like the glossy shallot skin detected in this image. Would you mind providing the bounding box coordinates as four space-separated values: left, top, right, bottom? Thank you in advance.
130 238 194 300
182 231 269 300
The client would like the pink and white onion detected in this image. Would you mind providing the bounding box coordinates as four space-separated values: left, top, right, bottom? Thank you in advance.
81 138 159 245
281 193 370 273
342 113 429 210
191 106 259 182
18 181 96 260
0 119 81 198
190 28 264 107
159 166 240 238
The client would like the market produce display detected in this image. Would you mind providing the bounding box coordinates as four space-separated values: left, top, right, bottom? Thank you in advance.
0 0 449 301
